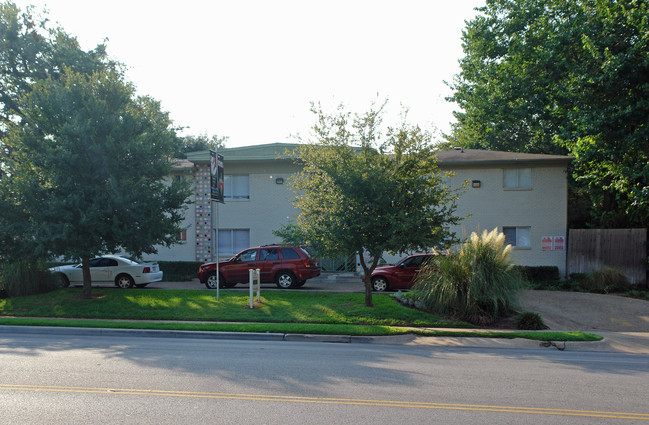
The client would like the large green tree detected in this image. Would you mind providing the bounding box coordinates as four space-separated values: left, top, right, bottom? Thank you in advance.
290 102 462 306
448 0 649 228
4 68 191 298
0 1 111 141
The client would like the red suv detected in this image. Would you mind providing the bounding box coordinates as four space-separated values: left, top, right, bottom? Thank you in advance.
197 245 320 289
370 253 435 291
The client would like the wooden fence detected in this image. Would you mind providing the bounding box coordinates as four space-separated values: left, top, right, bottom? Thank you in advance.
568 229 647 285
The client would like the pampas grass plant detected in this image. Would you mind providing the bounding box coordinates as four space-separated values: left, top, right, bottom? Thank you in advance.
411 228 526 325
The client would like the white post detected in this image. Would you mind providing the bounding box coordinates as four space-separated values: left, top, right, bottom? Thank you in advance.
256 268 261 302
249 269 254 309
216 201 220 302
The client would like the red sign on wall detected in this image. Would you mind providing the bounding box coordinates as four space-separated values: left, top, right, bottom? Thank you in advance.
554 236 565 250
542 237 553 251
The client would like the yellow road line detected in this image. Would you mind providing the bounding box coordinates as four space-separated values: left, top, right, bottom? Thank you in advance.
1 384 648 420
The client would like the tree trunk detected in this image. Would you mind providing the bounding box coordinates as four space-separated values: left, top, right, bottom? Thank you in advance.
358 251 380 307
363 274 373 307
81 256 92 299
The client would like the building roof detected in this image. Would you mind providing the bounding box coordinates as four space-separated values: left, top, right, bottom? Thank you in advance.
185 143 299 164
436 148 573 166
183 144 573 166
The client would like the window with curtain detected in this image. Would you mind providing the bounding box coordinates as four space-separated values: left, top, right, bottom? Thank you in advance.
502 226 531 248
218 229 250 256
503 168 532 189
224 175 249 199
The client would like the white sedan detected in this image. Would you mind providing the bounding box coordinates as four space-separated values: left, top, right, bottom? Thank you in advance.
50 255 163 288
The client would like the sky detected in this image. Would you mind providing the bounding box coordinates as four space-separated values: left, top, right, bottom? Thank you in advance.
13 0 485 148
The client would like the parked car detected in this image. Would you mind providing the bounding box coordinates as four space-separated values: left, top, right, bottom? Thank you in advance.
49 255 163 288
370 253 435 291
197 245 321 289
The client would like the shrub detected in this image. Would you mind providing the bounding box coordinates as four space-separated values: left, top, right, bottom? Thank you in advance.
411 228 526 325
516 312 546 330
581 267 631 293
513 266 560 282
157 261 203 282
0 261 62 298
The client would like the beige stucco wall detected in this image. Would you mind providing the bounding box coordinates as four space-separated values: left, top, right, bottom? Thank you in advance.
148 152 570 278
216 160 302 257
442 164 569 276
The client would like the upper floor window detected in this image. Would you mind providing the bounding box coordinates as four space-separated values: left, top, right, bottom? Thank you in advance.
503 168 531 189
224 175 249 199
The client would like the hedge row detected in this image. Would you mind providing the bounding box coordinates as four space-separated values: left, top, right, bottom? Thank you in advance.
158 261 203 282
512 265 560 282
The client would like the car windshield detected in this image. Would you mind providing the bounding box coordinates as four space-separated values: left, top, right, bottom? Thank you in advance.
395 256 409 266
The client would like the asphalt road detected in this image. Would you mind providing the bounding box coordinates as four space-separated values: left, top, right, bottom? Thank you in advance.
1 332 648 424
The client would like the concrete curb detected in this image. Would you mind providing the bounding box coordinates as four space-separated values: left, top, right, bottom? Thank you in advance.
2 325 648 354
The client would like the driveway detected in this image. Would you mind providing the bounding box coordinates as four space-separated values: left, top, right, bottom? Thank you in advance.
519 290 649 332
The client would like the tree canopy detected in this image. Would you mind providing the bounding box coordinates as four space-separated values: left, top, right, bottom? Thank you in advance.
0 1 112 141
3 68 190 297
0 2 191 298
174 133 228 158
448 0 649 228
289 102 462 306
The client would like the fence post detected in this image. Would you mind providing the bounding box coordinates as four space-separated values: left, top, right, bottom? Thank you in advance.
256 268 261 302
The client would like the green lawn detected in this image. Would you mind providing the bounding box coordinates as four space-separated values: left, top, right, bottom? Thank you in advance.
0 288 601 341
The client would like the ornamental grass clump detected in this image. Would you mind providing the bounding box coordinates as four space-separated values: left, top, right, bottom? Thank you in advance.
411 228 526 325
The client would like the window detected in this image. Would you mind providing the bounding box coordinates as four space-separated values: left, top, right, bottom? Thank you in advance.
402 255 430 268
503 168 531 189
224 175 249 199
176 229 187 241
281 248 300 259
503 226 531 248
237 249 257 262
260 248 279 260
218 229 250 256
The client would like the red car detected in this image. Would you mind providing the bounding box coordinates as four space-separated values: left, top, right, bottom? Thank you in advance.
197 245 320 289
370 253 435 291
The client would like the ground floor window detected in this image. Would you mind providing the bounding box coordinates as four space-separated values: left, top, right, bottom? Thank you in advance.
218 229 249 256
503 226 531 248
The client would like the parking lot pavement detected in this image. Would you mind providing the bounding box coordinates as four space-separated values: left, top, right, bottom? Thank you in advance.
148 273 366 293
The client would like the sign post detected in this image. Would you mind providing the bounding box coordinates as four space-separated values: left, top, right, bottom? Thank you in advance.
210 150 225 300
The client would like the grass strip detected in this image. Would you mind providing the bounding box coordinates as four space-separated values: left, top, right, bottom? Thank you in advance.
0 288 467 327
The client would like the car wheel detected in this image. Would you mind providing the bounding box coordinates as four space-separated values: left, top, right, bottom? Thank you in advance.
115 274 135 289
371 277 389 292
206 273 228 289
276 271 297 289
57 273 70 288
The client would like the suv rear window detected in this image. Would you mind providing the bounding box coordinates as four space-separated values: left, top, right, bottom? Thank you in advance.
281 248 300 259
